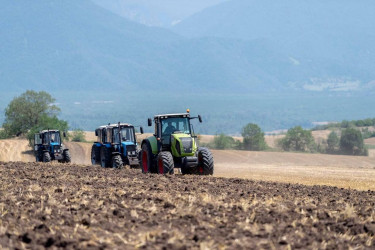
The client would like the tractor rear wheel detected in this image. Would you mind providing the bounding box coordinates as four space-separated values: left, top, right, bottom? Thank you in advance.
43 152 51 163
100 147 111 168
63 150 71 163
140 143 153 173
112 155 123 169
157 151 174 174
196 147 214 175
91 145 100 165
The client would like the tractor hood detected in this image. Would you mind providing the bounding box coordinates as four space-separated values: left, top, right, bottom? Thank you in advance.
171 133 197 157
121 141 136 147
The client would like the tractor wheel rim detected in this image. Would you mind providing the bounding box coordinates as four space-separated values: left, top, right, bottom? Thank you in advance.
142 151 148 172
198 153 203 174
198 166 204 174
158 158 164 174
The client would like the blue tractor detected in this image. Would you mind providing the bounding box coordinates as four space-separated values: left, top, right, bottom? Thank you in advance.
34 130 71 163
91 123 143 168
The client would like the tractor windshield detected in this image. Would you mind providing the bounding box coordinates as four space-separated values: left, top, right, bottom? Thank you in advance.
113 127 135 143
161 117 191 137
120 127 135 142
45 132 61 144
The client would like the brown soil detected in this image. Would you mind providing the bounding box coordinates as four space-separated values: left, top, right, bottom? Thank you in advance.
0 162 374 249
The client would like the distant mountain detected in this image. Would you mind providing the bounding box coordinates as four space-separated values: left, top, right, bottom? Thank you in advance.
0 0 304 94
91 0 227 27
0 0 182 92
173 0 375 91
1 0 375 133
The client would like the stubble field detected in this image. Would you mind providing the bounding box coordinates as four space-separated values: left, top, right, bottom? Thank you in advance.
0 161 374 249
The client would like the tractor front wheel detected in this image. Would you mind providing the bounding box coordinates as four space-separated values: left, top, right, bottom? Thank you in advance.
43 152 51 163
157 151 174 174
196 147 214 175
63 150 71 163
112 155 123 169
140 143 153 173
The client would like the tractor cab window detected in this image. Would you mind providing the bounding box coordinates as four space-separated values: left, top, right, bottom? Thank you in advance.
120 127 135 142
45 132 61 144
161 117 190 144
113 127 135 143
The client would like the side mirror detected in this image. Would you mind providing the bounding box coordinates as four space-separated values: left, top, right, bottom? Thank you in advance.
95 130 98 136
63 132 67 138
39 134 42 139
198 115 202 123
140 127 144 134
148 118 152 127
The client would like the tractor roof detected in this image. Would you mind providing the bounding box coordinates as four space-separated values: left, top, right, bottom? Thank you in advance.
97 123 133 129
39 130 60 133
154 113 190 119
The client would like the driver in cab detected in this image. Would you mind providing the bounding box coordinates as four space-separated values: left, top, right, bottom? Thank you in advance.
163 122 177 135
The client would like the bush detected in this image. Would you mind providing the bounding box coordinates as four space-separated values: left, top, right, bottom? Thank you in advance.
208 134 242 150
279 126 315 152
70 129 86 142
241 123 267 151
340 128 366 155
0 130 9 139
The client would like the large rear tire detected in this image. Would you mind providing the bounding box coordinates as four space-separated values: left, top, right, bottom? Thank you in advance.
196 147 214 175
156 151 174 174
140 143 153 173
43 152 51 163
91 145 101 165
63 150 71 163
100 147 111 168
112 155 123 169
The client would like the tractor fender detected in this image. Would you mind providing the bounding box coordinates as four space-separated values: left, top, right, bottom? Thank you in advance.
63 149 69 152
142 136 158 155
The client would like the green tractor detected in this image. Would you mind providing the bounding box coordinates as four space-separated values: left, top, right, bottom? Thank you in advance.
140 110 214 175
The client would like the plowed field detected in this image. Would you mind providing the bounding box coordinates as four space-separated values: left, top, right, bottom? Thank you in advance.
0 162 374 249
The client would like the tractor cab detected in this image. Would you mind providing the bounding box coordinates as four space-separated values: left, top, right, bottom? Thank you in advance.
35 130 62 146
34 130 71 163
150 113 197 149
91 123 143 168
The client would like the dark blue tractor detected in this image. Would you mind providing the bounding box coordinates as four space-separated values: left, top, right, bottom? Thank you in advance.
34 130 71 163
91 123 143 168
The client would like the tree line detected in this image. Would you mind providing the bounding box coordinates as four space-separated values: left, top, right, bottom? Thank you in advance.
205 125 369 156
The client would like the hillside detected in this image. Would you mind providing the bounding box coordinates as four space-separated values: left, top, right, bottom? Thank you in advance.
0 0 297 94
1 1 375 133
173 0 375 92
91 0 227 27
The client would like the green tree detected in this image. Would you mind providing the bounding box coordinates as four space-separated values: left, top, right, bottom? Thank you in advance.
70 129 86 142
241 123 267 151
327 131 339 153
340 128 365 155
2 90 60 136
279 126 315 152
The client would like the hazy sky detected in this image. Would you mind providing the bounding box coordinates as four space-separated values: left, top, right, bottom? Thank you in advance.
92 0 227 27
